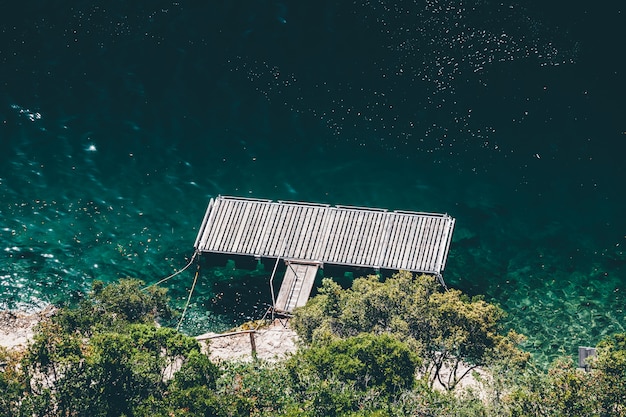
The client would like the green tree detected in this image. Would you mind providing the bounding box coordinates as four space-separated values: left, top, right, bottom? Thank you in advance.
0 347 27 417
289 333 419 397
503 333 626 417
22 279 202 417
292 272 528 390
91 278 173 324
593 333 626 416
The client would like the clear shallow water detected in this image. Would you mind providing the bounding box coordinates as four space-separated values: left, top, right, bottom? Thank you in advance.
1 1 624 364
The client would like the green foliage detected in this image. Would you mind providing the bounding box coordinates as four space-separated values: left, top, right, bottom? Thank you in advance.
24 323 204 416
0 348 26 417
5 276 626 417
20 279 204 417
594 333 626 415
49 279 174 339
504 336 626 417
215 361 300 416
171 350 219 391
392 380 489 417
292 271 528 390
91 278 173 323
505 359 596 416
289 333 419 397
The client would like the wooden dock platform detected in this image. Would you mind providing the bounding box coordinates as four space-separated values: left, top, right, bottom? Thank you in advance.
194 196 455 276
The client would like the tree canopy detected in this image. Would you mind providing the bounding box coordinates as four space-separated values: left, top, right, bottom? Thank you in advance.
292 271 529 390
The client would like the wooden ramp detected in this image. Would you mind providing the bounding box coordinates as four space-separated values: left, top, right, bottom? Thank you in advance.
274 262 320 314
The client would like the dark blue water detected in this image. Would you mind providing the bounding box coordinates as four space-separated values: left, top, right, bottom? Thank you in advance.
1 1 624 363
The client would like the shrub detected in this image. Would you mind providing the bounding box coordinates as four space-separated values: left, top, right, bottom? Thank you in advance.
290 333 419 397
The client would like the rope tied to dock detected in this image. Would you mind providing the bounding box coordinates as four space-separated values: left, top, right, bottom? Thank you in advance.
176 262 201 331
143 250 198 290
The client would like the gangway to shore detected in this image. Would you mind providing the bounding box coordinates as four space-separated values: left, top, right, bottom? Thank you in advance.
274 261 320 314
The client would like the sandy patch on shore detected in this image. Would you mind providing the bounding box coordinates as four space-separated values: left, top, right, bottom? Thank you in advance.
196 319 299 363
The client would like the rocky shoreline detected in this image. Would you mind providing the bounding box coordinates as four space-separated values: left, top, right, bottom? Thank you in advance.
0 306 56 350
0 307 299 363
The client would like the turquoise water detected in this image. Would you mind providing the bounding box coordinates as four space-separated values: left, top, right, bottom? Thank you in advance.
1 1 624 364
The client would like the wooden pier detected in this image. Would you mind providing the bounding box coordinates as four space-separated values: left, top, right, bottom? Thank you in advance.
194 196 455 313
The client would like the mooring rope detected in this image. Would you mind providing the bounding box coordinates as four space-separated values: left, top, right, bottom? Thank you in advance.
143 251 198 290
176 263 200 331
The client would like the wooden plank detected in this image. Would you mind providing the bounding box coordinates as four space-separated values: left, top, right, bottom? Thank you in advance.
418 217 436 272
301 207 322 259
314 208 334 260
428 218 445 272
347 210 363 264
393 215 411 269
285 205 305 258
301 207 323 259
197 199 216 251
339 210 358 263
413 216 429 272
432 218 446 273
428 218 447 272
275 204 296 257
374 214 393 268
409 216 427 269
407 216 426 271
283 205 304 258
364 212 386 265
246 202 269 255
341 210 358 264
437 217 455 272
348 212 367 264
366 213 387 265
209 198 235 252
327 209 346 262
295 264 318 308
395 215 411 268
265 203 284 255
368 212 387 263
354 211 372 265
382 213 401 268
324 209 339 262
194 198 214 250
290 207 306 258
360 211 380 264
275 204 296 256
406 216 423 269
399 216 419 270
204 198 226 251
425 218 443 272
350 211 367 265
275 205 294 257
239 202 256 254
255 203 278 255
294 207 313 258
229 201 254 252
241 202 263 254
420 217 436 272
217 199 238 252
223 200 245 252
